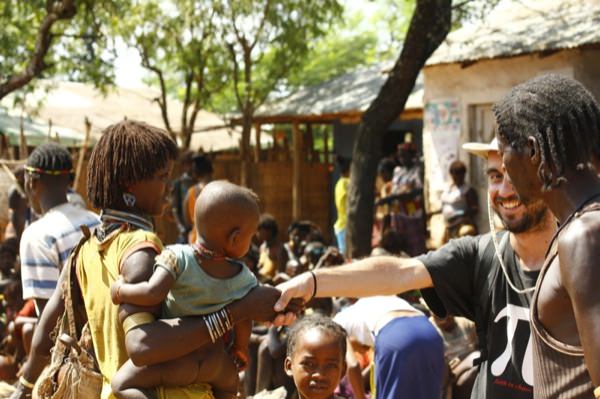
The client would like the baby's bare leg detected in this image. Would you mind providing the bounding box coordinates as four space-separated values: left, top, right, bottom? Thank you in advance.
196 342 239 399
112 340 238 399
111 350 200 399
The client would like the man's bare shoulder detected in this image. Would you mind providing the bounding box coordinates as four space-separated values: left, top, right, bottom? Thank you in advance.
557 212 600 290
559 212 600 248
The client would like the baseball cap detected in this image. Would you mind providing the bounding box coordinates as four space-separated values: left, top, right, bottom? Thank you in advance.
462 137 498 159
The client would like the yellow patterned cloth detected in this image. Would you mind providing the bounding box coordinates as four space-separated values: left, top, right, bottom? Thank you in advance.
157 383 214 399
77 227 163 399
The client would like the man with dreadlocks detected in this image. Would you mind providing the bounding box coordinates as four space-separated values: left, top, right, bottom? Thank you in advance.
273 133 557 398
12 121 295 399
494 74 600 399
19 143 100 316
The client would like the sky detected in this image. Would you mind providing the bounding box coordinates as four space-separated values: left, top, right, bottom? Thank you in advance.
114 38 146 88
113 0 382 88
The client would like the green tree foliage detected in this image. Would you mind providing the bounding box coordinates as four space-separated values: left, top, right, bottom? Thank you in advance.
119 1 229 148
370 0 415 57
284 11 379 90
215 0 343 184
0 0 122 100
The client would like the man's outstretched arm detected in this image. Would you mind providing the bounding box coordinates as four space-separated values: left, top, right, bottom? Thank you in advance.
274 255 432 321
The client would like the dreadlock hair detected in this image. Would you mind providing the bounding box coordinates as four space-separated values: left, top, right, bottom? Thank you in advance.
26 142 73 182
87 120 178 209
492 74 600 191
286 314 347 358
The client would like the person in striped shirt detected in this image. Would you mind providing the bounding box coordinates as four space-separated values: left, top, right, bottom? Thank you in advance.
19 143 99 315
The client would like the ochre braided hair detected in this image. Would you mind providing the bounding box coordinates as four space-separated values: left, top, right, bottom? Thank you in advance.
87 120 178 209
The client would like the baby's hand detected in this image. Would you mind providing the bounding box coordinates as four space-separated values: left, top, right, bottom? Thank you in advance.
230 346 249 371
111 277 124 305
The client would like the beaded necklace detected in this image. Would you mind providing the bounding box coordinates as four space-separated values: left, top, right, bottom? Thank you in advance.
192 242 227 262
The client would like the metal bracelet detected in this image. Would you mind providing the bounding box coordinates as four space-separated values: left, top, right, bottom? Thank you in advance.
204 314 216 343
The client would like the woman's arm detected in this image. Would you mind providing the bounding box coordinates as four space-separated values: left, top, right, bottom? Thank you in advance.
124 284 290 366
120 248 299 366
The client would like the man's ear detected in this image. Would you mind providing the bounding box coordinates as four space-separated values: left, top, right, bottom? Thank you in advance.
284 356 293 377
341 358 347 378
527 136 541 164
28 175 41 197
228 228 241 247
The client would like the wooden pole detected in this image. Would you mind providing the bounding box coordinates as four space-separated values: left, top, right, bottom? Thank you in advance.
254 123 262 163
73 117 91 193
306 123 314 163
0 134 8 159
1 162 25 196
19 112 27 160
323 126 329 164
292 121 302 220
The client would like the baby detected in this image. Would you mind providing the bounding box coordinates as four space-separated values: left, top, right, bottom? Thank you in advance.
111 180 261 399
285 314 348 399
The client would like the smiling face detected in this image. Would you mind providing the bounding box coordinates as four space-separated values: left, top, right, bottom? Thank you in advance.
285 328 346 399
486 151 548 233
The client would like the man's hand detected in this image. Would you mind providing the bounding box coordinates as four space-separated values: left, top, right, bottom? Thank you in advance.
272 272 315 326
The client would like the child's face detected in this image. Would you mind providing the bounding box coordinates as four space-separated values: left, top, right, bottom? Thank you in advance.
285 328 345 399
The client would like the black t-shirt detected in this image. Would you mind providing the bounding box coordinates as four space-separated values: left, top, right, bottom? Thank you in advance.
418 232 538 399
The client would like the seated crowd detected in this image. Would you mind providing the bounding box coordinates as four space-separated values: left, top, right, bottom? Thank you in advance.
0 134 476 398
0 121 476 399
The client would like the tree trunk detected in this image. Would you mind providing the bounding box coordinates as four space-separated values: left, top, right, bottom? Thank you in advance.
240 114 252 187
346 0 452 258
0 0 76 100
182 126 193 150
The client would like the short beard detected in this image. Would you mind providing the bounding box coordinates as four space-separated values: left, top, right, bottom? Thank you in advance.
502 203 549 234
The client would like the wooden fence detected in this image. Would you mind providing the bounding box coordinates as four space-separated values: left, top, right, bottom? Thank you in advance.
155 158 332 245
1 154 332 246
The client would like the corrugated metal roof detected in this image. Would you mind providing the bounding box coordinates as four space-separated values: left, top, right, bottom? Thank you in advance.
0 81 270 151
256 62 423 118
0 111 84 147
428 0 600 66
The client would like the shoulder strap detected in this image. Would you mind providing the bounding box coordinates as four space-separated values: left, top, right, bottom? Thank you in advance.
472 232 504 364
63 225 92 339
